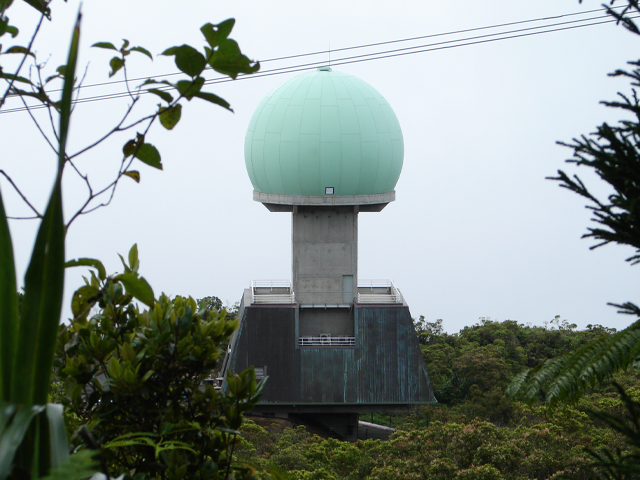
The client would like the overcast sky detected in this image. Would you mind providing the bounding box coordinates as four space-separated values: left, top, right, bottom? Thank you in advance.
2 0 639 334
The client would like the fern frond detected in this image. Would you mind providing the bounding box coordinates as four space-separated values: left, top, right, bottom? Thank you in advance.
521 356 569 403
509 322 640 405
39 450 98 480
544 337 611 404
505 369 530 398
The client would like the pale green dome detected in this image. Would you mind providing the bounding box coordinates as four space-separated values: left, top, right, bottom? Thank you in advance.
244 67 404 196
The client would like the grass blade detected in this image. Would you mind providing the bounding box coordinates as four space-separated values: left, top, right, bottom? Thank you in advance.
46 404 68 469
58 12 81 171
11 179 65 405
11 12 81 406
0 189 18 402
0 404 45 480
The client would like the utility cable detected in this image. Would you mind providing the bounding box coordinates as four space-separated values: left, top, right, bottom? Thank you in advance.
0 8 634 115
46 5 626 93
22 5 628 94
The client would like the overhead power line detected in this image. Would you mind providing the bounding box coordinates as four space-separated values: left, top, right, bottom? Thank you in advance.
48 5 627 92
0 7 634 115
24 5 633 94
260 6 624 64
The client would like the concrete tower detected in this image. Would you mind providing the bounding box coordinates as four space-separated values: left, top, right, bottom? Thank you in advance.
222 68 435 440
245 66 403 307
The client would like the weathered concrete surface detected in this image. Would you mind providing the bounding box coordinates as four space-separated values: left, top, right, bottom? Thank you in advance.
299 308 353 337
293 206 357 305
254 190 394 209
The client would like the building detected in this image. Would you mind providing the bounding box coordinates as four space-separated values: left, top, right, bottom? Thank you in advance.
221 67 435 441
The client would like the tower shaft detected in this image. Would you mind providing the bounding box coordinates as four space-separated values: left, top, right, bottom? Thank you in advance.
292 205 358 305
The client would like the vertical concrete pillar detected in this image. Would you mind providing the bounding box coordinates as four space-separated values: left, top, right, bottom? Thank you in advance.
292 205 358 305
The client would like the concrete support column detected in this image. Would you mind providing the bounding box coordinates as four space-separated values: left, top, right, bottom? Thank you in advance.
292 205 358 305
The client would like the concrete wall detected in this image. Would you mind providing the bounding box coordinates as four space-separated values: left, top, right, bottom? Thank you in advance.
292 206 358 304
299 308 354 337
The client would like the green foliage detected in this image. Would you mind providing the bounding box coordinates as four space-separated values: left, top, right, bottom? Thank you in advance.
415 316 608 424
236 413 615 480
56 252 264 479
198 296 224 313
0 404 45 479
0 10 80 479
508 0 640 408
507 322 640 406
2 3 258 225
230 320 640 480
38 451 98 480
1 1 259 478
581 383 640 479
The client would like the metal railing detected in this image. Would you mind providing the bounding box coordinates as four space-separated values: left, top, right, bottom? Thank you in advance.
251 280 296 304
357 279 404 304
299 336 356 347
248 279 404 305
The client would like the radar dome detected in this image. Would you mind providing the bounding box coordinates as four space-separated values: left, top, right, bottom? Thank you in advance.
244 67 404 197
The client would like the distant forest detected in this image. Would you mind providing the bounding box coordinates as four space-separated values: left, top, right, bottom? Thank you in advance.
236 318 640 480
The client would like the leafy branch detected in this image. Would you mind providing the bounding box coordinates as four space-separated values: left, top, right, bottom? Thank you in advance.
1 15 259 229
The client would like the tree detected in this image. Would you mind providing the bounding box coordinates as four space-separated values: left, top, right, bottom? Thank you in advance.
505 2 640 477
56 248 266 480
507 0 640 407
0 0 261 478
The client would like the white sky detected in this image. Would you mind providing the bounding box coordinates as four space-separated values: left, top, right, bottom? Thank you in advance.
2 0 639 334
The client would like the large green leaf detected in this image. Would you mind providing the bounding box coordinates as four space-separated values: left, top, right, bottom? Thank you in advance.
200 19 235 48
130 46 152 60
3 45 34 57
208 39 259 79
91 42 117 51
0 189 18 402
134 143 162 170
162 45 205 78
175 77 205 100
159 104 182 130
21 0 50 17
115 273 155 307
0 404 45 480
0 72 32 84
10 16 81 478
70 285 101 321
147 88 173 103
58 13 81 173
108 56 124 77
193 91 231 111
65 258 106 281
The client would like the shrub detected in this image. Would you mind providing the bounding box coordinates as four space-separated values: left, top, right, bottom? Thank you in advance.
56 251 263 480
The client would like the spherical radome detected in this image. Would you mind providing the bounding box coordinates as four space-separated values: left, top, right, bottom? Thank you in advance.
244 68 404 196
